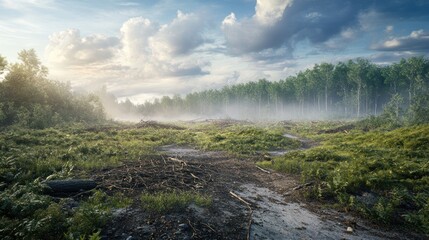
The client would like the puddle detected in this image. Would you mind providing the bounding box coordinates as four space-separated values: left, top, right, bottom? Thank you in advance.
266 150 289 156
236 184 402 240
160 145 200 155
283 133 300 139
159 144 224 159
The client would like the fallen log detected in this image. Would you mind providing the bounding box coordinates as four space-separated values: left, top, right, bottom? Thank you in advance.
44 179 97 193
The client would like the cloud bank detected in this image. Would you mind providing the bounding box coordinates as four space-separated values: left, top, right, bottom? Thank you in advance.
372 30 429 52
222 0 429 56
46 29 119 66
37 0 429 103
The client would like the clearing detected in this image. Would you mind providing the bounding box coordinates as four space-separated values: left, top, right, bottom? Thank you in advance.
96 134 417 239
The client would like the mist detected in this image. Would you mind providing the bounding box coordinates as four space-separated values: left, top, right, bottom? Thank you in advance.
104 99 361 123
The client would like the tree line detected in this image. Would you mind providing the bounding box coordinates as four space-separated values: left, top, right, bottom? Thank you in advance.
138 57 429 122
0 50 105 129
1 50 428 127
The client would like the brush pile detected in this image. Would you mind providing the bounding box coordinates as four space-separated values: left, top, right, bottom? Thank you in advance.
93 155 214 194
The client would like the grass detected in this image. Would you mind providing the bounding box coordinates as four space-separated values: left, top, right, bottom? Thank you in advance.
0 121 293 239
194 124 301 155
140 191 212 213
2 121 427 236
258 123 429 233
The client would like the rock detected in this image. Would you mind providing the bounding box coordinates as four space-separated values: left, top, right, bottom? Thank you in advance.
125 236 134 240
112 208 127 218
356 192 378 207
62 198 79 210
346 227 354 233
178 223 189 231
137 225 154 235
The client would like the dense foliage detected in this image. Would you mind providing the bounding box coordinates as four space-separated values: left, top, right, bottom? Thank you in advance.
259 123 429 233
0 50 105 129
138 57 429 122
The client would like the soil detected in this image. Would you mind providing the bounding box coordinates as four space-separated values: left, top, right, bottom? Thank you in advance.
92 134 424 240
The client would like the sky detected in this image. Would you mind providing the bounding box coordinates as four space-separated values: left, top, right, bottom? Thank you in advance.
1 0 429 103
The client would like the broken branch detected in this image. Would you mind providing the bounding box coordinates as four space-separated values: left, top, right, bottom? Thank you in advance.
256 165 271 174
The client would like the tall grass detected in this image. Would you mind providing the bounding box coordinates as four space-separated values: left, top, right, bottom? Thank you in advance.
258 124 429 233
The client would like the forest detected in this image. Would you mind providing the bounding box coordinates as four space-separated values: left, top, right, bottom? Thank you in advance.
138 57 429 123
1 51 428 127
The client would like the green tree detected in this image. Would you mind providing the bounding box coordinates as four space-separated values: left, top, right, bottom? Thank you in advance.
0 55 7 74
0 49 106 128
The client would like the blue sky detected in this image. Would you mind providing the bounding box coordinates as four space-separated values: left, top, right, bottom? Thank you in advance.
1 0 429 103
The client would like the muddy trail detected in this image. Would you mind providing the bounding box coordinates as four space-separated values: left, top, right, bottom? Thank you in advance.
93 134 418 240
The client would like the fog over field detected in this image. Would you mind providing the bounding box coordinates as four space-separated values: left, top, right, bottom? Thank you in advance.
1 1 429 239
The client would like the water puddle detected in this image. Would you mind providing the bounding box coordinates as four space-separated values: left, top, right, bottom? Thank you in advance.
159 144 224 159
266 150 290 156
236 184 400 240
283 133 300 139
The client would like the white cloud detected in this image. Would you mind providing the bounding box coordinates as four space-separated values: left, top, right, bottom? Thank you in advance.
120 17 159 64
221 0 293 55
149 11 205 60
119 11 207 77
222 13 236 26
221 0 366 56
45 10 210 102
0 0 55 10
385 25 394 33
254 0 293 25
372 29 429 52
305 12 322 22
45 29 119 66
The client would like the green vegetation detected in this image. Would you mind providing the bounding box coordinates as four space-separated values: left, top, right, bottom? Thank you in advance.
193 124 301 155
140 191 212 213
0 122 293 238
0 50 105 129
258 124 429 232
0 185 131 240
138 57 429 122
1 50 428 237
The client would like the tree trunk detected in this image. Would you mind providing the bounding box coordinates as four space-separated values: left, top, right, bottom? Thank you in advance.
409 80 413 106
357 82 361 118
325 85 328 112
317 95 320 112
45 179 97 194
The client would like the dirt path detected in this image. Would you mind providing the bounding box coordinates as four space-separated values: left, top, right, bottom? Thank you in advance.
95 136 419 239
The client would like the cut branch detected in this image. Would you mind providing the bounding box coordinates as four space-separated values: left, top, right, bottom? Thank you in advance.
256 165 271 174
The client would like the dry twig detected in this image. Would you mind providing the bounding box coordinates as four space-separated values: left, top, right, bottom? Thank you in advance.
256 165 271 174
229 191 253 240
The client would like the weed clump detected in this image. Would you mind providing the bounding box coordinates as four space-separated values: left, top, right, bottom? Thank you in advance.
140 191 212 213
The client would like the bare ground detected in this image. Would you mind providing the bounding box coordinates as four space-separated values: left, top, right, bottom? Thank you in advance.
92 144 424 240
